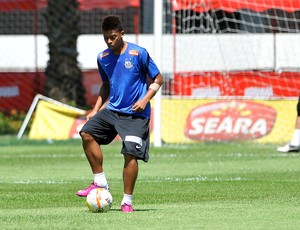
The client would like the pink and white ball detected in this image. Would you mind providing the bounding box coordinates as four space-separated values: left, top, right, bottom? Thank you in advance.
86 188 113 213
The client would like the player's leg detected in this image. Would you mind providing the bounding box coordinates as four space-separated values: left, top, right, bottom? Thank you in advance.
277 97 300 153
81 131 104 173
121 154 138 209
76 109 117 196
121 154 138 213
290 116 300 146
123 154 138 194
76 132 109 197
116 113 150 212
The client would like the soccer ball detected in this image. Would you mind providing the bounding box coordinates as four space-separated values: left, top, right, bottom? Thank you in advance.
86 188 113 213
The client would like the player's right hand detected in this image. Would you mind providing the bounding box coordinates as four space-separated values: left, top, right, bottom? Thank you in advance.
86 110 97 120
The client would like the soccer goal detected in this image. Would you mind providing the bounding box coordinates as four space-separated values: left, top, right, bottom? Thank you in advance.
154 0 300 145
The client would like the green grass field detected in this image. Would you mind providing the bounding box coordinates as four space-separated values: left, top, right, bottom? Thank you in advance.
1 136 300 229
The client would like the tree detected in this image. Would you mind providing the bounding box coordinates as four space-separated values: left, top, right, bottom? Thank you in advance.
44 0 86 108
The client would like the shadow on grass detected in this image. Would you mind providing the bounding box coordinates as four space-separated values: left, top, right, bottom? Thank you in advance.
107 208 158 212
82 208 158 214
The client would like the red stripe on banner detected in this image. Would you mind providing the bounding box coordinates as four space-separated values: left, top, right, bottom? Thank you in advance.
172 0 300 13
174 71 300 97
0 0 139 11
0 0 47 11
78 0 139 10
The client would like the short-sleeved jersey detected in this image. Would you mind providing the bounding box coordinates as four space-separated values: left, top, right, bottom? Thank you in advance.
97 42 160 119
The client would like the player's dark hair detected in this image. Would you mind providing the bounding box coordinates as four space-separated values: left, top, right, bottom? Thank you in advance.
102 15 123 32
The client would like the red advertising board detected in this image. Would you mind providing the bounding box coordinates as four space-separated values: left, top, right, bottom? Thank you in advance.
0 71 101 112
81 70 102 107
1 70 299 112
172 0 300 13
174 71 300 97
0 72 45 111
0 0 139 12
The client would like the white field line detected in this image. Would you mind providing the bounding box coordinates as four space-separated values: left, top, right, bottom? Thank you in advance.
270 153 300 157
1 180 72 184
1 176 249 184
0 153 85 159
141 176 251 182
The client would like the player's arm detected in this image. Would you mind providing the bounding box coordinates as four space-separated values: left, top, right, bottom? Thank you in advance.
86 80 110 120
132 73 164 112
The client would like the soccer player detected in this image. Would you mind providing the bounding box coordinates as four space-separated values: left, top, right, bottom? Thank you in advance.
76 15 164 213
277 96 300 153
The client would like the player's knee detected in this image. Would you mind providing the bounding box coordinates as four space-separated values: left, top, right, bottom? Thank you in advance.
80 131 94 142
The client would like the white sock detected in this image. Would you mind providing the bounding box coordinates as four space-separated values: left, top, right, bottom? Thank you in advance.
290 129 300 146
93 172 108 187
121 194 132 205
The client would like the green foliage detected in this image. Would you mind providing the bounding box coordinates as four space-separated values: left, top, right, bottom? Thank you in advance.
0 111 28 135
1 139 300 229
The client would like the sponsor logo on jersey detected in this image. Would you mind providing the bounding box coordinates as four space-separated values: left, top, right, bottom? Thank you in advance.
185 100 276 141
129 50 139 56
100 51 110 58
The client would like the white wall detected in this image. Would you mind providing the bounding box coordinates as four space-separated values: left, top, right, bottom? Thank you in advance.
1 34 300 73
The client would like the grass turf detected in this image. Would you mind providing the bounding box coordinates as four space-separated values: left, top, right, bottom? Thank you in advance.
1 136 300 229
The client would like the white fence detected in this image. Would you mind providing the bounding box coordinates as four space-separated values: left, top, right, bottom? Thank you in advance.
1 33 300 73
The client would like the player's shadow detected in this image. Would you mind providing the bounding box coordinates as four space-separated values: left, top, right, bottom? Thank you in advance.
110 208 157 212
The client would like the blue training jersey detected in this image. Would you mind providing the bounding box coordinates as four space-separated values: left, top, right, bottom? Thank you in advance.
97 42 160 119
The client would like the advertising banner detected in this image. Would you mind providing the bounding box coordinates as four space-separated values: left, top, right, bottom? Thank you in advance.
29 100 86 140
25 96 296 143
0 71 100 112
174 72 300 98
0 73 45 111
159 98 297 144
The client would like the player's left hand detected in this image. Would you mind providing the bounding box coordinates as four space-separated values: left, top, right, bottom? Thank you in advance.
132 100 146 112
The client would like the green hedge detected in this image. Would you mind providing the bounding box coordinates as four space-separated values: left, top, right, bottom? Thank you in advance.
0 111 30 135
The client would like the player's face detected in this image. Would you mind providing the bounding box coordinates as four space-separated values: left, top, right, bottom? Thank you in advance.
103 29 124 53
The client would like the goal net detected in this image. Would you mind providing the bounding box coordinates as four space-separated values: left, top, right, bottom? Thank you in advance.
158 0 300 144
